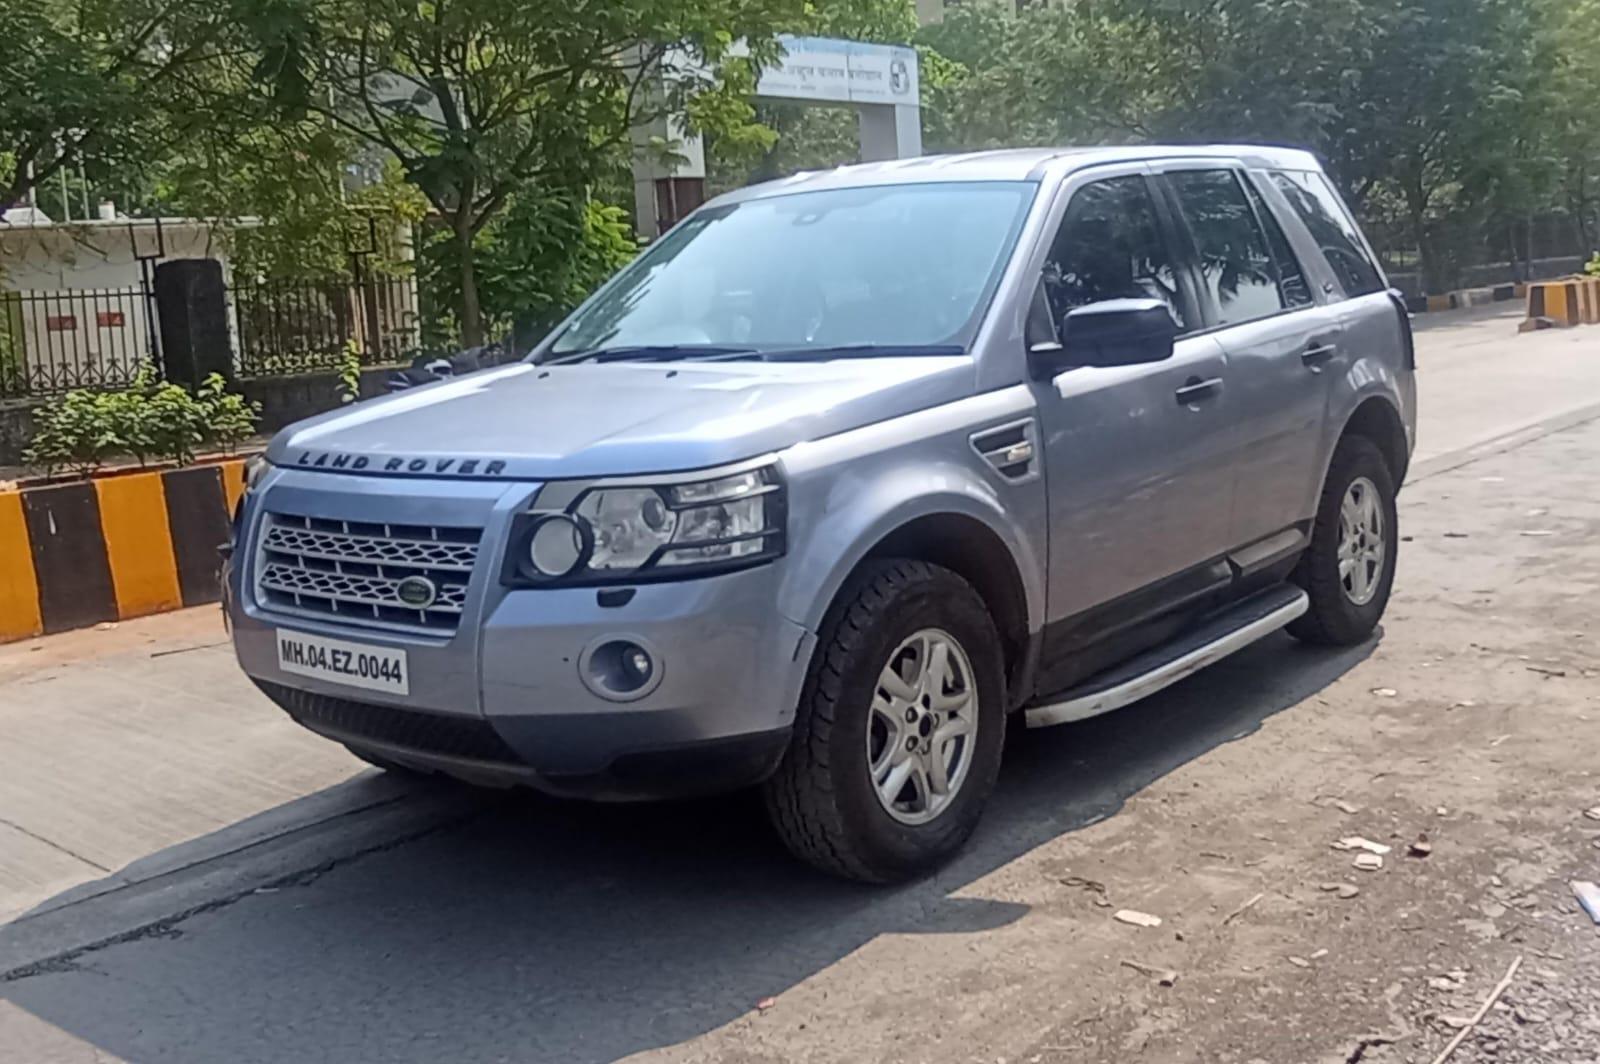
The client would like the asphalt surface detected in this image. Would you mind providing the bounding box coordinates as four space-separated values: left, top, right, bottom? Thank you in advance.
4 305 1600 1063
1 633 1372 1064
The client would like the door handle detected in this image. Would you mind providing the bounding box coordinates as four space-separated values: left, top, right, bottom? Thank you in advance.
1174 376 1223 406
1301 343 1338 368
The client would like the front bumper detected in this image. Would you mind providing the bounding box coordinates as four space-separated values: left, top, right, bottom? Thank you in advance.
228 468 815 800
253 679 793 800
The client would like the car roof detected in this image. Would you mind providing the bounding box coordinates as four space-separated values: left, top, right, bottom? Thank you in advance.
711 145 1323 206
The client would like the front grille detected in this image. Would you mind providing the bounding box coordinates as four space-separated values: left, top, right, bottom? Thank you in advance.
256 680 522 765
255 511 482 634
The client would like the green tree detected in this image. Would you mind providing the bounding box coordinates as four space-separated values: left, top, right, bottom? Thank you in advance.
419 186 637 349
1538 0 1600 254
240 0 832 346
914 0 1555 291
0 0 302 212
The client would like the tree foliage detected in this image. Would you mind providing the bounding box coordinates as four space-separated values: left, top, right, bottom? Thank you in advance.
418 186 637 349
916 0 1580 290
230 0 831 344
0 0 304 212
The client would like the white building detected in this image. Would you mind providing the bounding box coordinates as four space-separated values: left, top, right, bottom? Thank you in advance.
0 208 238 392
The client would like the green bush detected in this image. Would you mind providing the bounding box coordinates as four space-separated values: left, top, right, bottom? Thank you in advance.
23 368 262 475
1586 252 1600 277
195 373 260 454
23 389 129 476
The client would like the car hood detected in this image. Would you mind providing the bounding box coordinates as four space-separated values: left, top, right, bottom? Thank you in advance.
266 356 976 480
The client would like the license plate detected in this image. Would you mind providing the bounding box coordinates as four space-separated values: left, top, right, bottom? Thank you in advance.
276 629 409 696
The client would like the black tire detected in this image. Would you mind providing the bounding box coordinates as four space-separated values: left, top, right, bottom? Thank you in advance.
1289 435 1399 646
763 560 1007 883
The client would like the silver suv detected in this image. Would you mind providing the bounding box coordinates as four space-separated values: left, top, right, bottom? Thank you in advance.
226 146 1415 882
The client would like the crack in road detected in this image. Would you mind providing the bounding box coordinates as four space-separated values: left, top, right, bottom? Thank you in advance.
1 805 485 985
0 815 112 874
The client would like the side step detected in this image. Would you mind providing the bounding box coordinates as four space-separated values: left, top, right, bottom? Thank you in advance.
1024 584 1309 729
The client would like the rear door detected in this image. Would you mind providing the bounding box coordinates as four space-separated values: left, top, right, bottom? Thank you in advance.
1263 168 1412 509
1159 164 1345 549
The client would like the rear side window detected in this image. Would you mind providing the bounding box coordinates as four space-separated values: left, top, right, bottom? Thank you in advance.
1242 177 1314 309
1268 171 1385 297
1165 169 1285 326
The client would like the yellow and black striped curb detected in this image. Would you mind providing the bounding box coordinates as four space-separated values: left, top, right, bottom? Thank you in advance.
1413 282 1525 314
1 459 247 642
1520 276 1600 330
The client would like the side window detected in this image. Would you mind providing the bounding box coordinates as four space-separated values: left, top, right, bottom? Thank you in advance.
1242 176 1314 308
1166 169 1285 326
1042 175 1188 331
1268 170 1385 297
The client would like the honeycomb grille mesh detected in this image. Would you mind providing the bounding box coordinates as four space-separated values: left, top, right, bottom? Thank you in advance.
255 512 482 633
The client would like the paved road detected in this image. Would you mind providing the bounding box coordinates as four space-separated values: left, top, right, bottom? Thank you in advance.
4 305 1600 1063
1410 303 1600 462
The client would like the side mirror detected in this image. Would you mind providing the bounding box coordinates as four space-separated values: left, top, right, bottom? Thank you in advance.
1028 298 1177 376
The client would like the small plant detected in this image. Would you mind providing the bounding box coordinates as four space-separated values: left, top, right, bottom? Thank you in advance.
24 388 127 475
335 339 363 404
196 373 261 454
22 368 261 475
1586 252 1600 278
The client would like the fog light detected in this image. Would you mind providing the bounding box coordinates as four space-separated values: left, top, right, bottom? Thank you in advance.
579 637 663 702
622 646 653 684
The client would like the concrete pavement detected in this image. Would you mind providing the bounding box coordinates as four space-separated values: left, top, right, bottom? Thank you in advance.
1411 303 1600 463
0 612 367 923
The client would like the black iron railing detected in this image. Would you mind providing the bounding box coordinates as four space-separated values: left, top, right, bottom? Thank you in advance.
0 287 159 398
231 276 421 378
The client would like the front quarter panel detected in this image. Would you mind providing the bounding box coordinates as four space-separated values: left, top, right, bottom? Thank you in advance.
776 385 1048 640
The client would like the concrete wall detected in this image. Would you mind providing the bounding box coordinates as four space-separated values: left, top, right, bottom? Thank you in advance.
0 222 227 291
239 366 395 435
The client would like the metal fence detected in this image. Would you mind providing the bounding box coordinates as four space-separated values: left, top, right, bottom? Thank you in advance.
1364 211 1596 296
0 287 160 399
0 275 422 399
231 275 421 378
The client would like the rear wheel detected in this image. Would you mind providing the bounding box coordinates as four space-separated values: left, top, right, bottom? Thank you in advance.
764 560 1006 883
1289 436 1399 646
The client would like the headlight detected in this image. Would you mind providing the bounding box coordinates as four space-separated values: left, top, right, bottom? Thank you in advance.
503 465 785 586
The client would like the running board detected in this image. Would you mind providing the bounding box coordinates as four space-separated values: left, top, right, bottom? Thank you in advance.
1024 585 1309 729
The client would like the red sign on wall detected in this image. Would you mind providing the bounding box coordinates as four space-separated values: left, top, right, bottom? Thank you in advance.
96 310 126 327
45 315 77 332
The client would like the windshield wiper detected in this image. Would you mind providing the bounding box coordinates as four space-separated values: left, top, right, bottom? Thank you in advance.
545 344 760 365
756 343 966 363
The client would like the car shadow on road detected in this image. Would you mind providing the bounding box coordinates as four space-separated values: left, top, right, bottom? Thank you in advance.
2 632 1373 1064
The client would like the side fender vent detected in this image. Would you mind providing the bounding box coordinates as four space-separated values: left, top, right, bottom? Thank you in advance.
971 419 1039 482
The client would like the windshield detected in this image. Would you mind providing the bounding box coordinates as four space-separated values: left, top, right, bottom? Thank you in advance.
547 181 1036 358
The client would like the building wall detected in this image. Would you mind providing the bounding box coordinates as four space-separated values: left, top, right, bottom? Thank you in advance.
0 223 233 386
0 222 233 388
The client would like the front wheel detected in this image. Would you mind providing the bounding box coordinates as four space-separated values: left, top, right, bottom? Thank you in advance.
1289 436 1399 646
764 560 1007 883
